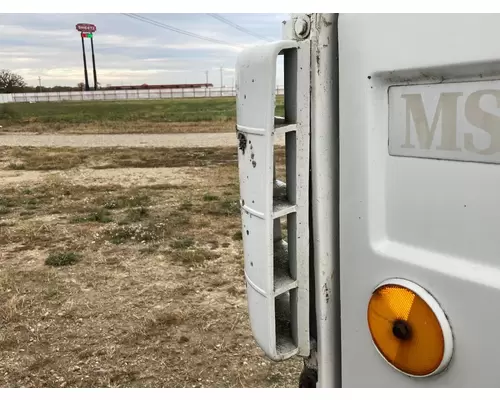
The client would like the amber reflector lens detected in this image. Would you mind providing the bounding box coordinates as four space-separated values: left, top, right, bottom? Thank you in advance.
367 284 445 376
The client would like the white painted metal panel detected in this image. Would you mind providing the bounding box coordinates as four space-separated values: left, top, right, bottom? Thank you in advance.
309 13 341 388
339 14 500 387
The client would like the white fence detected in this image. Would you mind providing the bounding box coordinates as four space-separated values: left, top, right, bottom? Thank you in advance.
0 94 12 103
0 86 285 104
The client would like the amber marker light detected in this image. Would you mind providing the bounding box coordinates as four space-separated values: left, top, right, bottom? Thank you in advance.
367 278 453 378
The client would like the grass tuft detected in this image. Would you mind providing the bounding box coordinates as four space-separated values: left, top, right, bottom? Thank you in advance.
45 251 81 267
70 208 113 224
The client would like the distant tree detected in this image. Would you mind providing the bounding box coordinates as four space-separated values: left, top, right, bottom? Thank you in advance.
21 86 36 93
0 69 26 93
52 85 78 92
77 82 85 91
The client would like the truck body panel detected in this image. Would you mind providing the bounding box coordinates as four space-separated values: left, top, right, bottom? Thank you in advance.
236 13 500 388
339 13 500 387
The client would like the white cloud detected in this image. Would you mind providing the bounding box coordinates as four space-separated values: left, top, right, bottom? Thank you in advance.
0 13 288 87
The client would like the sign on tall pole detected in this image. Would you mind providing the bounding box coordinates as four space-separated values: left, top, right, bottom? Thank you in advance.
76 23 96 33
76 23 97 92
90 35 98 90
80 34 90 91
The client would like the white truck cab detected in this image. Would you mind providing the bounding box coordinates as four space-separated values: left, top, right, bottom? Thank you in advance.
235 14 500 388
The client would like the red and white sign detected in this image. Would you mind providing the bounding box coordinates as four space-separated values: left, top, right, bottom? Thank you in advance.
75 23 96 33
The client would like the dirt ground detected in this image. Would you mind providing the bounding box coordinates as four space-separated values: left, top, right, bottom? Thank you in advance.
0 121 236 135
0 145 301 388
0 133 239 149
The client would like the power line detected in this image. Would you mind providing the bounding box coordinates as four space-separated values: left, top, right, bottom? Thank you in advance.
122 13 237 46
206 13 272 42
121 13 242 49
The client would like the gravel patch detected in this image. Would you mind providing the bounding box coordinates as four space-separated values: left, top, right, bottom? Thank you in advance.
0 133 238 148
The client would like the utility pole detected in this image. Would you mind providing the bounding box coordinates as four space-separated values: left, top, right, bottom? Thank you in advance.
90 34 98 91
81 33 90 91
38 76 42 92
205 70 209 96
220 65 223 96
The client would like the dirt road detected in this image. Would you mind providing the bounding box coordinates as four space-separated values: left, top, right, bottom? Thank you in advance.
0 133 237 148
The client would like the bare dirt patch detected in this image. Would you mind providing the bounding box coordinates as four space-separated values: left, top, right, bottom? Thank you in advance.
0 146 241 170
0 120 236 135
0 133 241 150
0 146 299 387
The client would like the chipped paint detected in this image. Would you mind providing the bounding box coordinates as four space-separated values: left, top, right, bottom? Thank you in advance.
237 131 247 154
322 282 331 304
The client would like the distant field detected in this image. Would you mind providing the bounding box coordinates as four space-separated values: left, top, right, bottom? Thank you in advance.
0 97 285 135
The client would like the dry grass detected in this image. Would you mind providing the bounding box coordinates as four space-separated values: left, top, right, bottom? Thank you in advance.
0 121 236 135
0 145 298 387
0 146 246 171
0 146 285 172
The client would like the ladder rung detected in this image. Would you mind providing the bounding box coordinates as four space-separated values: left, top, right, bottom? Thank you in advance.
274 116 297 135
273 180 295 218
275 292 299 359
273 180 287 196
273 240 298 295
273 199 296 218
236 39 310 361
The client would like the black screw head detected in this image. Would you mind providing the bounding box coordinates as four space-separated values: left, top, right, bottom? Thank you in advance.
392 319 412 341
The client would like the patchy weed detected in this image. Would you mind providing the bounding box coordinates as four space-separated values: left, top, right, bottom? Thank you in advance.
45 251 81 267
170 248 220 265
232 231 243 241
203 193 219 202
171 237 195 249
71 208 113 224
207 200 240 216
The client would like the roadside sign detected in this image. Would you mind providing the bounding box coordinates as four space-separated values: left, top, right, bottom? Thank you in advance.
76 23 96 33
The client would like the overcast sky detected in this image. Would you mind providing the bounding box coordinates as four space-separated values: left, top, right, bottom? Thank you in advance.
1 13 288 88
